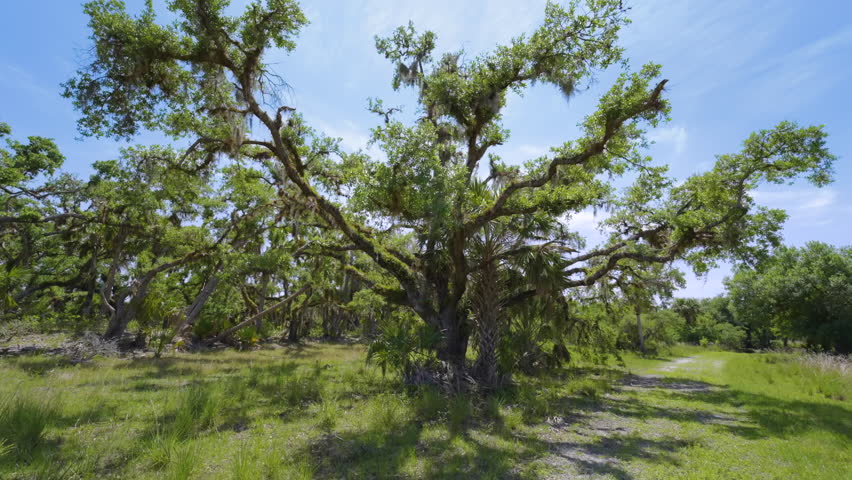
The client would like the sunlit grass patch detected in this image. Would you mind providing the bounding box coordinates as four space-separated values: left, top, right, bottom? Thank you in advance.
0 344 849 479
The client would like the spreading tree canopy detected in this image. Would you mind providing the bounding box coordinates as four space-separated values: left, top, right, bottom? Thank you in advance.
63 0 836 372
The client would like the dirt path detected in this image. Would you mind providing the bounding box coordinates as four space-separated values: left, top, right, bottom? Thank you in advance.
540 354 747 479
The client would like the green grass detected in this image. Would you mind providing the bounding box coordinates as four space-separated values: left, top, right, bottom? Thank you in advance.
0 343 569 478
0 343 848 479
604 349 852 479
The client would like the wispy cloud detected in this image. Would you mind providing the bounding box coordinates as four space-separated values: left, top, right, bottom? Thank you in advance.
649 126 688 154
0 64 55 101
315 119 386 161
564 208 610 248
624 0 793 99
752 189 837 210
742 26 852 111
751 188 839 227
362 0 545 50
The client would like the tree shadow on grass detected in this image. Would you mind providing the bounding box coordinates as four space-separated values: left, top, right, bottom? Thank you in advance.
4 355 98 376
537 373 852 479
664 384 852 440
302 420 546 479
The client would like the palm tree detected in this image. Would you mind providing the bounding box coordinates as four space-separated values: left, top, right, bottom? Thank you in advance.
468 203 578 389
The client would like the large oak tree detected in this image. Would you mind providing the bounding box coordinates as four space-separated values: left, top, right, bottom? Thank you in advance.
64 0 835 373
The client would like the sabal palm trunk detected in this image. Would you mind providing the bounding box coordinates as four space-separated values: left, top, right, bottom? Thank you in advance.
473 258 502 390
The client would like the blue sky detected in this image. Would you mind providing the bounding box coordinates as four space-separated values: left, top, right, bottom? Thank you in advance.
1 0 850 298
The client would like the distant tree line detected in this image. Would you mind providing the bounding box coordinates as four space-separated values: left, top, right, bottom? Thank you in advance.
609 242 851 355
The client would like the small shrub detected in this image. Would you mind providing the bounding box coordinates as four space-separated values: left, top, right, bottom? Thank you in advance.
483 394 505 420
567 378 610 398
502 407 524 431
237 327 260 349
148 328 175 359
0 393 57 459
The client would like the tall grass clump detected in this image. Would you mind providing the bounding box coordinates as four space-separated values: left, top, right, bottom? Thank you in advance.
279 372 323 408
365 394 408 431
231 444 263 480
165 444 200 480
447 395 473 433
795 352 851 401
412 386 445 422
0 439 12 458
799 352 851 376
0 393 57 459
170 382 224 438
749 352 852 402
316 394 340 432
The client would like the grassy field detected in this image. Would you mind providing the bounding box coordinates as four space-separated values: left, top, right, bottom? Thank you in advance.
0 343 849 479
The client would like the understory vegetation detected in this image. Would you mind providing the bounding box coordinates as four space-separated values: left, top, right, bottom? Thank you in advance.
0 344 848 479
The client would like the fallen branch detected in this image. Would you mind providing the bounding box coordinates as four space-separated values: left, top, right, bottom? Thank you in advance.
205 284 311 345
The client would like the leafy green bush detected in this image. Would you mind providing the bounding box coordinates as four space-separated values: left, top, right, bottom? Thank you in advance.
366 319 439 381
688 313 746 350
619 310 685 355
712 322 746 350
237 326 260 348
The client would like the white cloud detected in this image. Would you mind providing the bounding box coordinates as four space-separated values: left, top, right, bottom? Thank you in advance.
315 119 387 161
741 26 852 110
624 0 793 99
362 0 545 50
564 208 610 248
673 261 731 299
752 189 837 211
751 188 838 227
649 126 688 154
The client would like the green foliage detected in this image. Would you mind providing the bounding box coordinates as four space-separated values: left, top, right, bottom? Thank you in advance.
53 0 833 382
62 0 308 139
237 326 260 348
367 316 440 379
727 242 852 353
0 124 64 186
619 309 685 355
